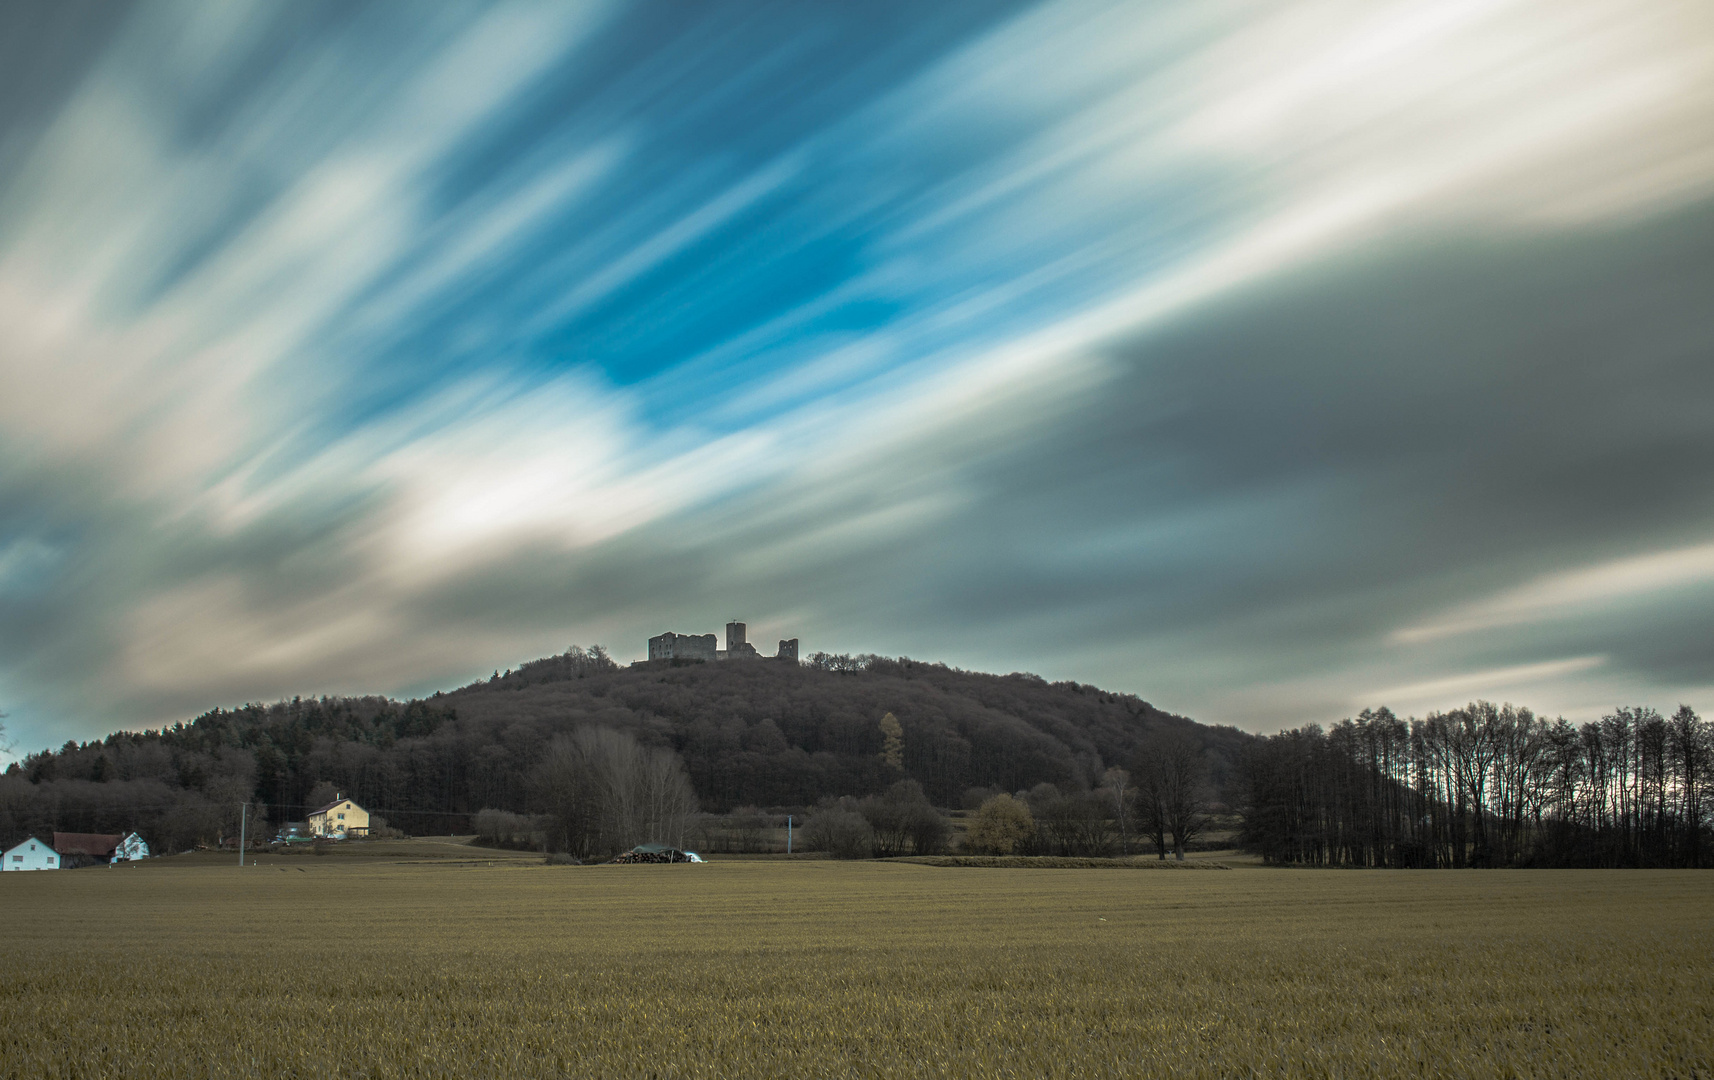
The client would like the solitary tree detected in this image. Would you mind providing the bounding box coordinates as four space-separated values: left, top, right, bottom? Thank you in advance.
966 793 1035 855
1134 730 1210 860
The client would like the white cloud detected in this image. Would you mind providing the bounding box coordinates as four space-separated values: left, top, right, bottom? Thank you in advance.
1394 543 1714 643
1363 655 1609 712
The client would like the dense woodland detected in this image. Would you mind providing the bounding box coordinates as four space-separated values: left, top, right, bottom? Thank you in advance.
6 646 1707 867
0 648 1238 855
1241 702 1713 867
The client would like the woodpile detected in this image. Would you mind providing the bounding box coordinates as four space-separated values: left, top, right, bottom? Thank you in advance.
612 847 694 863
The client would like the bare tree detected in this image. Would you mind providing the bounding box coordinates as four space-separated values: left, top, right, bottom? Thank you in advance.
1103 767 1131 855
860 780 943 856
532 727 698 860
1668 705 1707 867
1241 700 1714 868
803 799 874 858
1134 730 1210 860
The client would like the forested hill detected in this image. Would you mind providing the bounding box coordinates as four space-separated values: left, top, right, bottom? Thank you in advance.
1 649 1250 849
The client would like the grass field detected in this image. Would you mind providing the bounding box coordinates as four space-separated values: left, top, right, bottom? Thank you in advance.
1 845 1709 1078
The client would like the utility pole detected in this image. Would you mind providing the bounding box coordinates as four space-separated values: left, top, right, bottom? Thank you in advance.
238 803 247 867
787 815 793 855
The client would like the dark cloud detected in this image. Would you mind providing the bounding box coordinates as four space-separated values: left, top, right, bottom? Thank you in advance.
610 202 1714 720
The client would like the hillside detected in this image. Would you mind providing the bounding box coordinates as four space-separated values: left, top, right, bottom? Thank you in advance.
1 649 1253 850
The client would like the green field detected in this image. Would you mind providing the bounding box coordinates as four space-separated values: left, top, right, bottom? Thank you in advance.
1 846 1709 1078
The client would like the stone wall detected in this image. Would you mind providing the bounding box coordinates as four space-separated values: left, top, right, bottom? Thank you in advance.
648 624 796 663
648 631 717 662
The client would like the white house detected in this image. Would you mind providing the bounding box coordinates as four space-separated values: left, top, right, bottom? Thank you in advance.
2 837 60 871
113 832 150 862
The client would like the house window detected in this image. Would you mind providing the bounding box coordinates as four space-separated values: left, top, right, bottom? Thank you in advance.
10 855 19 862
338 813 345 820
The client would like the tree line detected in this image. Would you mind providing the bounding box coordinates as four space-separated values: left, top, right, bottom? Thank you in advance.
0 647 1232 855
19 642 1698 870
1240 701 1712 867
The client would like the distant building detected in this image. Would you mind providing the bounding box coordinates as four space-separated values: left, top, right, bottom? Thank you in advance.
53 832 122 868
113 832 150 862
642 622 799 665
308 795 369 838
2 837 58 871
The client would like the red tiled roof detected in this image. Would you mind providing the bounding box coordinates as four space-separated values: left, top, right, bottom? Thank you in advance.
53 832 121 857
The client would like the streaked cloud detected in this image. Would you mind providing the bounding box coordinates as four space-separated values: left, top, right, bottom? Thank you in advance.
1364 656 1609 714
1 0 1712 756
1395 543 1714 643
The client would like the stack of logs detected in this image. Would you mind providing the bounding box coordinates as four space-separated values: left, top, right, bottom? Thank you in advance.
611 848 693 864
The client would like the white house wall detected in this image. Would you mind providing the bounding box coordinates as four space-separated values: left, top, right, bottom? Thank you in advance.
2 838 60 871
112 833 150 862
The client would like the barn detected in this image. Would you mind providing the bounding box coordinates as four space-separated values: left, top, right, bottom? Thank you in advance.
2 837 60 871
53 832 120 868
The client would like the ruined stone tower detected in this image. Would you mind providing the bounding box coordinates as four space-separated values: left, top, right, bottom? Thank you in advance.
724 621 760 659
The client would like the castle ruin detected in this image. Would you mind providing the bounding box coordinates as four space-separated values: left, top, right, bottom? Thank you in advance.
645 621 798 664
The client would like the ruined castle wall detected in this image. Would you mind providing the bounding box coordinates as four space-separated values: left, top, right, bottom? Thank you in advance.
648 632 716 662
650 625 789 663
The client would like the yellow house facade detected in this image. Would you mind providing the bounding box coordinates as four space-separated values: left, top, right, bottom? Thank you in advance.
308 795 369 838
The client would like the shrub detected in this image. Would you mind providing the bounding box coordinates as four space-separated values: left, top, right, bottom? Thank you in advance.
802 805 874 859
860 780 949 857
965 794 1035 855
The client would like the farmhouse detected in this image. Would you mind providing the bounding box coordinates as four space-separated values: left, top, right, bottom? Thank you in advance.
2 837 59 871
308 795 369 838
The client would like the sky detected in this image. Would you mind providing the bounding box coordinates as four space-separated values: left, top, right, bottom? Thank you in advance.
2 0 1713 759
